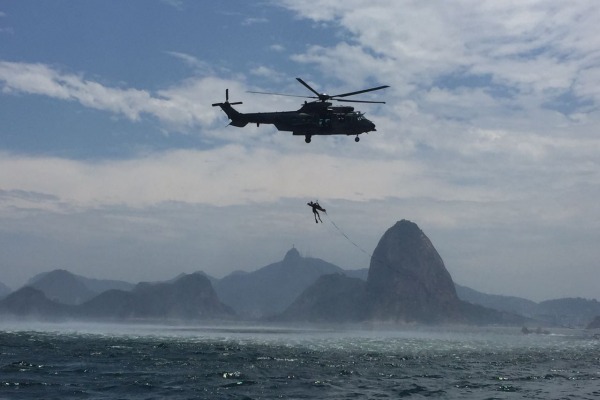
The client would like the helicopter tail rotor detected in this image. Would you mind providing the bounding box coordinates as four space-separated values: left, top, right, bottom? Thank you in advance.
212 89 243 107
212 89 247 127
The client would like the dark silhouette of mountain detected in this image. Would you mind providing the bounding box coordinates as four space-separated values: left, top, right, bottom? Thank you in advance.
277 273 369 323
214 247 350 318
366 220 463 323
535 298 600 328
586 316 600 329
344 268 369 280
7 220 597 327
0 287 73 319
455 284 538 316
1 273 234 322
27 269 134 305
457 300 529 326
27 269 97 305
78 275 134 293
80 289 137 319
0 280 11 299
167 271 219 286
276 220 528 326
79 273 235 321
455 285 600 328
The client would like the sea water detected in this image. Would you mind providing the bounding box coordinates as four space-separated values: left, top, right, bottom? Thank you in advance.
0 321 598 399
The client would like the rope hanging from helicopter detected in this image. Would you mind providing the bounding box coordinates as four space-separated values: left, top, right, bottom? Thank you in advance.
316 206 393 270
306 200 391 269
322 212 375 261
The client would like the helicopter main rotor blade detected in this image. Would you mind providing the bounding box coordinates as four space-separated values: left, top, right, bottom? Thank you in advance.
247 90 310 99
296 78 323 98
336 99 387 104
331 85 390 98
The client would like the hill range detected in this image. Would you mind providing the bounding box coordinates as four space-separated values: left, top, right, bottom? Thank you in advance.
1 220 599 328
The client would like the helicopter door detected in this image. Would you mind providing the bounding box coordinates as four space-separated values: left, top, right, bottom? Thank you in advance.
318 117 332 129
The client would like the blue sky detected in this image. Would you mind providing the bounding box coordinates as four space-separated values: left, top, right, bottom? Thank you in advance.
1 1 599 301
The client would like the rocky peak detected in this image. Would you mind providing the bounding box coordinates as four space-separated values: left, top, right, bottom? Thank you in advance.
282 247 301 267
284 247 300 259
366 219 461 322
28 269 97 305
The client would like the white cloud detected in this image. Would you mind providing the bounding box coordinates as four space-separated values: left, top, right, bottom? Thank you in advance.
269 44 285 52
0 147 429 209
0 61 242 131
159 0 184 11
283 0 600 110
242 17 268 26
0 62 152 120
165 51 215 74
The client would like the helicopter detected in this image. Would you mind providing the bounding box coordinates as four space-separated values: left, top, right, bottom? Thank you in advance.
212 78 389 143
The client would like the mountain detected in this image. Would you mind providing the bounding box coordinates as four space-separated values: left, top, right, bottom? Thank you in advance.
455 285 600 328
214 247 350 318
277 220 528 325
27 269 134 305
1 273 234 322
0 280 11 299
27 269 97 305
587 316 600 329
0 287 73 319
344 268 369 280
277 273 369 323
455 284 538 316
79 273 235 321
77 274 134 294
535 298 600 328
366 220 463 323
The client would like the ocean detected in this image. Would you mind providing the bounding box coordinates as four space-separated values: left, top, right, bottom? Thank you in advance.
1 321 598 399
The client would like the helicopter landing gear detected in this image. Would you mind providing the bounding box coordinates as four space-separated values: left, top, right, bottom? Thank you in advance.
305 135 312 143
355 135 360 142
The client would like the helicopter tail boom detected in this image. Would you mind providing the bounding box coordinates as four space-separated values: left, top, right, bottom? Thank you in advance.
212 89 247 127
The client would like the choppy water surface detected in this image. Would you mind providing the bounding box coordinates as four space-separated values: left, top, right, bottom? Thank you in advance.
1 322 599 399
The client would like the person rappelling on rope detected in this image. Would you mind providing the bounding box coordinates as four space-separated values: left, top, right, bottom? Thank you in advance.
307 201 326 223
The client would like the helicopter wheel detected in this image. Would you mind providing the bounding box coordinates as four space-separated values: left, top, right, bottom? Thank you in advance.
305 135 311 143
355 136 360 142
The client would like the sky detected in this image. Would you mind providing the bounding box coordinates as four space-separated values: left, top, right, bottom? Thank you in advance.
1 1 599 302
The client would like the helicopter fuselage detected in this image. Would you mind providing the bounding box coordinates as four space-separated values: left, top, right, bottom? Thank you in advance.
214 100 377 143
212 78 387 143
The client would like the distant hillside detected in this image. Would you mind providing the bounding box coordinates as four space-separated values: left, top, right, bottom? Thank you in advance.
0 280 11 299
0 273 234 322
536 298 600 328
587 316 600 329
6 229 598 327
277 274 368 323
0 287 73 320
455 284 538 316
27 269 97 305
27 269 134 305
214 248 351 318
344 268 369 281
79 273 235 321
455 285 600 328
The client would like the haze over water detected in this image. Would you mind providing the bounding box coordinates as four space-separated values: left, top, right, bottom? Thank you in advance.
1 321 598 399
